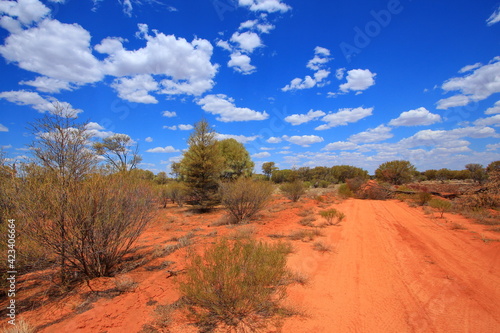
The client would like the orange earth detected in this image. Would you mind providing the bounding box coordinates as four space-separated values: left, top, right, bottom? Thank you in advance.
2 194 500 333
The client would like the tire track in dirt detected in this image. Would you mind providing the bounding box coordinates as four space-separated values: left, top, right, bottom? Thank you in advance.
284 199 500 333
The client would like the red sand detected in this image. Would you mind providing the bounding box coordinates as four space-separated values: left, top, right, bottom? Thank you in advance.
2 196 499 332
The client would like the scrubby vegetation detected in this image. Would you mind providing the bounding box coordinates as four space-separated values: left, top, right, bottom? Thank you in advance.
280 180 307 202
179 238 292 332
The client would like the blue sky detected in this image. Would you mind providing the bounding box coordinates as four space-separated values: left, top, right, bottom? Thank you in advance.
1 0 500 174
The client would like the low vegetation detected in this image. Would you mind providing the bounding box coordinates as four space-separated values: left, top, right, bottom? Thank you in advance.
280 180 307 202
179 238 292 332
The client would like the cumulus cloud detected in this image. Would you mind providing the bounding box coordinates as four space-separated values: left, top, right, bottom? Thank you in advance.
284 109 326 126
348 125 393 144
0 0 50 32
0 90 81 116
283 135 324 147
111 74 159 104
238 0 291 13
145 137 153 142
339 69 376 93
399 126 498 148
197 94 269 122
267 136 282 143
322 141 358 151
162 111 177 117
388 107 442 126
252 151 271 158
216 134 260 143
486 101 500 114
474 115 500 127
228 52 256 74
486 5 500 26
0 124 8 132
146 146 179 153
335 68 346 80
19 76 74 93
315 107 373 130
459 62 482 73
230 31 262 53
178 124 194 130
0 19 103 84
282 47 331 92
437 57 500 109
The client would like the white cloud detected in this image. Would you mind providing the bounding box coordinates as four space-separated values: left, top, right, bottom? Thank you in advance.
486 5 500 26
145 137 153 142
267 136 282 143
284 109 326 126
0 19 103 84
238 0 291 13
197 94 269 122
283 135 324 147
98 25 218 97
438 57 500 109
0 90 81 116
0 124 8 132
216 134 260 143
111 74 159 104
163 125 177 130
399 126 498 148
486 143 500 151
322 141 358 151
230 31 262 53
146 146 179 153
19 76 74 93
252 151 271 159
0 0 50 32
335 68 346 80
282 46 331 92
84 122 115 139
474 115 500 127
459 62 482 73
436 94 470 109
388 107 442 126
339 69 376 93
315 107 373 130
162 111 177 117
178 124 194 130
486 100 500 115
228 52 256 74
348 125 393 144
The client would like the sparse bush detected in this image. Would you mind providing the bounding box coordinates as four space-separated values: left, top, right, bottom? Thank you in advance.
337 183 353 198
319 208 345 225
299 216 316 227
416 192 432 206
429 199 452 218
312 241 332 253
220 178 274 224
280 181 306 202
179 238 291 332
2 319 35 333
288 229 324 241
163 182 189 207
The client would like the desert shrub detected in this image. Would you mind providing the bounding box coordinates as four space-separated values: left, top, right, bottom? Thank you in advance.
312 241 332 253
288 229 324 241
19 172 155 279
358 181 392 200
220 178 274 224
319 208 345 225
2 319 35 333
345 177 365 194
337 183 353 198
375 160 417 185
179 238 291 332
280 181 306 202
429 199 452 218
416 192 433 206
165 182 189 207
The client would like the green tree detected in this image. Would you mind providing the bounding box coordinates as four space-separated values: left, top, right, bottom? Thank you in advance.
262 161 277 180
465 163 487 184
218 138 254 180
375 160 417 185
486 160 500 173
180 120 224 210
154 171 168 185
93 133 142 173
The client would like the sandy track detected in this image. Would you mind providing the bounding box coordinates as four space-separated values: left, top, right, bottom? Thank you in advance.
284 199 500 333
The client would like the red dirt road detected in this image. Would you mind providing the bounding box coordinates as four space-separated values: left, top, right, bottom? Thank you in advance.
284 199 500 333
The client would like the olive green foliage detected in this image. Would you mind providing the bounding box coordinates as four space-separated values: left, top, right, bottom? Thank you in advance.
280 181 307 202
262 161 278 180
375 160 417 185
319 208 345 225
416 192 433 206
465 163 487 184
486 160 500 173
271 165 368 185
93 133 142 172
154 171 169 185
337 183 354 198
180 120 224 210
159 182 189 207
429 199 452 218
219 138 254 180
220 178 274 224
180 238 291 332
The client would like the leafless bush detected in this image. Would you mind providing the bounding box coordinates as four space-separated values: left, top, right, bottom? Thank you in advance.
220 178 274 224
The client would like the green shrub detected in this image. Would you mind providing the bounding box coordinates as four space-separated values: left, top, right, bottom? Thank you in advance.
429 199 452 218
280 181 306 202
179 238 291 332
220 178 274 224
416 192 432 206
319 208 345 225
337 183 353 198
